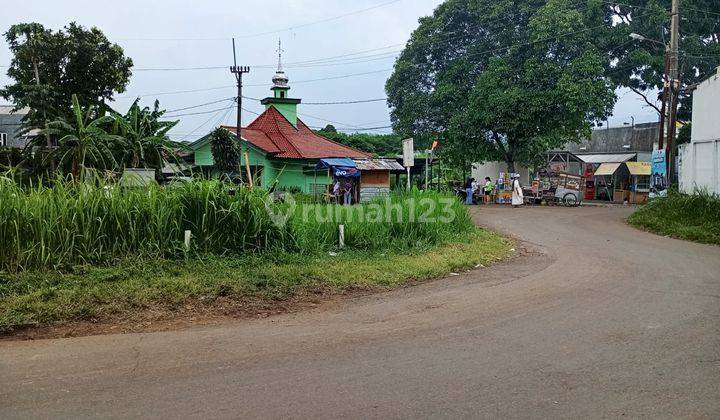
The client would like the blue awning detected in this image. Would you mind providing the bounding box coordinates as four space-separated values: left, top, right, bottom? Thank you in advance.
315 157 357 169
315 158 360 178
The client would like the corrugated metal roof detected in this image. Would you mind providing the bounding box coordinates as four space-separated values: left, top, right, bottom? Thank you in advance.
578 153 636 163
353 158 404 171
594 162 622 176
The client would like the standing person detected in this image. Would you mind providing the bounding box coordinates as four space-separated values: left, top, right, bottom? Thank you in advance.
333 179 341 204
343 179 353 205
464 177 475 205
483 177 494 204
511 174 524 208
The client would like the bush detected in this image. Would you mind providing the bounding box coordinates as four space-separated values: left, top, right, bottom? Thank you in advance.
0 179 473 270
628 190 720 245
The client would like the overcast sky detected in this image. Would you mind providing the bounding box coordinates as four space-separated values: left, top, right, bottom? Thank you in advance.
0 0 659 141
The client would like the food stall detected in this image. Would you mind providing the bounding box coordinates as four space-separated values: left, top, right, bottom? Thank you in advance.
592 162 621 201
495 172 516 204
590 161 649 203
523 170 584 206
625 161 651 204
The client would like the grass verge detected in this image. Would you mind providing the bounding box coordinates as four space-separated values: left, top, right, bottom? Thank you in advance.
0 228 511 334
627 190 720 245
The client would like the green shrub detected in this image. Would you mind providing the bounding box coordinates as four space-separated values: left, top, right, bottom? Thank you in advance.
628 190 720 245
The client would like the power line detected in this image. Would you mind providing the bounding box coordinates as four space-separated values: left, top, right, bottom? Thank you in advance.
123 2 664 74
131 52 401 72
242 96 387 105
304 98 387 105
297 111 365 129
115 0 401 41
682 6 720 17
228 107 390 133
165 97 235 112
245 68 393 86
134 65 228 72
119 68 393 98
177 103 234 141
116 85 235 99
165 104 236 118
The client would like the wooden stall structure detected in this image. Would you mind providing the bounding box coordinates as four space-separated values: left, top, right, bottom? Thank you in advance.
592 161 650 203
354 158 405 202
625 161 651 204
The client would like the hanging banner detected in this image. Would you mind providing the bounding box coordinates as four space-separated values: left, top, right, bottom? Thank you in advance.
333 166 360 178
650 149 667 198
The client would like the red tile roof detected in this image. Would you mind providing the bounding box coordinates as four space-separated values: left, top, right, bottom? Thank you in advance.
221 107 369 159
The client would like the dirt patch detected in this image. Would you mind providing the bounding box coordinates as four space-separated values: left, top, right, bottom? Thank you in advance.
2 242 534 341
1 285 374 341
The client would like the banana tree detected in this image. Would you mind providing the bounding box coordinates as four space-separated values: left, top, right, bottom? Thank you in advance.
112 99 178 169
42 94 123 178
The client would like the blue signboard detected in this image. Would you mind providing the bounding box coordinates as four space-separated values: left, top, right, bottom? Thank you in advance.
650 149 667 197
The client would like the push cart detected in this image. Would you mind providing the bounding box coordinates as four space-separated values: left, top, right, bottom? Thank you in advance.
527 172 584 206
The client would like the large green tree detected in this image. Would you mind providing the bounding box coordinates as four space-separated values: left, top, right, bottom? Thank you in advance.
1 22 133 131
386 0 720 170
386 0 616 172
607 1 720 137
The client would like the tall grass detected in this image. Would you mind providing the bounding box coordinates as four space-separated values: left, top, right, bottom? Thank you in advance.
291 190 474 252
628 190 720 245
0 178 473 271
0 178 289 270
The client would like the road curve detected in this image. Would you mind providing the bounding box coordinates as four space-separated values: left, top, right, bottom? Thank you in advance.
1 206 719 419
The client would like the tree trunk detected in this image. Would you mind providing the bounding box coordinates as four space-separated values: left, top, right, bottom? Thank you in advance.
32 56 56 173
506 158 515 174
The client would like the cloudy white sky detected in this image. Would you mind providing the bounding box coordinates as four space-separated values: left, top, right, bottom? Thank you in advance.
0 0 659 141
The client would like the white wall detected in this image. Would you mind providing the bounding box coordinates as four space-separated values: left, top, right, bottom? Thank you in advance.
692 68 720 142
680 66 720 195
679 140 720 194
471 161 531 185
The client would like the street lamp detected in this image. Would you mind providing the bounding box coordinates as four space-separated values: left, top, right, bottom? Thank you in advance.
629 33 666 47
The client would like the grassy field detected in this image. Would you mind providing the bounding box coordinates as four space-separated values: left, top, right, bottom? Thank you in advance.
628 191 720 245
0 229 510 333
0 178 473 270
0 177 503 333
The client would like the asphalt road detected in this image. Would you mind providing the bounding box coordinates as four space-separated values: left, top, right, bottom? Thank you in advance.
2 206 719 419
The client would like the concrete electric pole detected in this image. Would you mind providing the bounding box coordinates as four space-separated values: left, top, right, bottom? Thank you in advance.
665 0 680 183
230 38 252 189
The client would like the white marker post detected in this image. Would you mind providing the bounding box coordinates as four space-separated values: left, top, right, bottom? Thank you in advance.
184 230 192 252
402 138 414 190
338 224 345 248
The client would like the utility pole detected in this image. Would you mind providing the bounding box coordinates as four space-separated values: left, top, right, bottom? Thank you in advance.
658 47 670 150
230 38 252 189
665 0 680 183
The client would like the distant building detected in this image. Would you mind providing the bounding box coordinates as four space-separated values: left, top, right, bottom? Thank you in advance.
473 123 660 184
0 106 30 148
566 122 659 163
679 66 720 195
188 46 402 200
471 161 530 186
